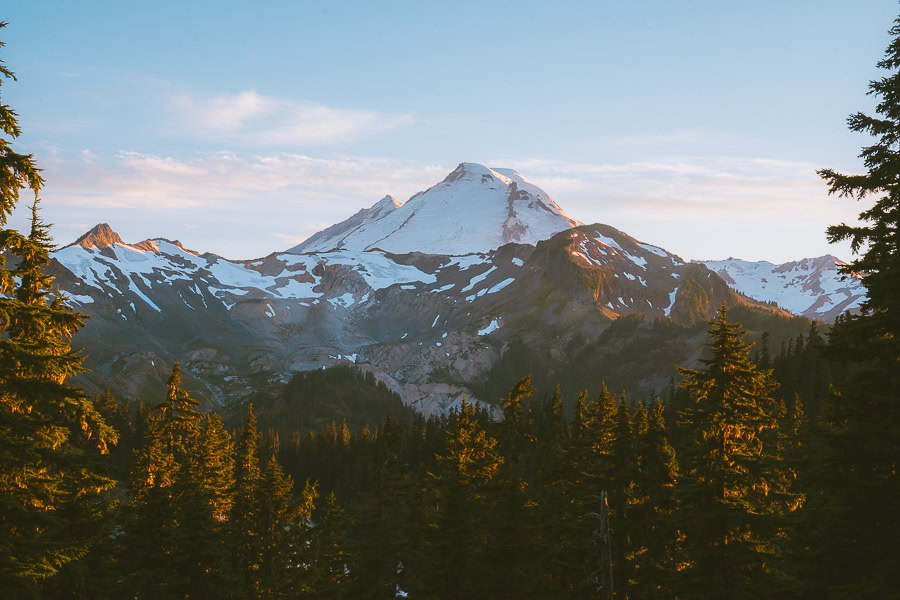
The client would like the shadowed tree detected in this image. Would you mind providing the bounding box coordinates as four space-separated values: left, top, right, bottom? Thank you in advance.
805 10 900 597
427 398 502 599
675 303 798 598
0 25 117 596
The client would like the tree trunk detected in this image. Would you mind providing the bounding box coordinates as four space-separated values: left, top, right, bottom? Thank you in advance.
592 490 614 600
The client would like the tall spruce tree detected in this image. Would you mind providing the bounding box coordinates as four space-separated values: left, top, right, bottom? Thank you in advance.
427 397 502 599
232 404 262 595
280 479 319 597
806 10 900 596
499 374 535 465
485 377 540 599
171 413 235 598
349 414 411 599
631 399 679 599
255 454 299 598
123 405 180 598
123 363 225 599
557 384 620 597
534 385 572 595
608 395 635 600
307 491 350 598
0 26 117 594
675 303 797 598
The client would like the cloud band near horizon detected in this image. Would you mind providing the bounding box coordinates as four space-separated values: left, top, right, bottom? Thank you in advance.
8 147 862 264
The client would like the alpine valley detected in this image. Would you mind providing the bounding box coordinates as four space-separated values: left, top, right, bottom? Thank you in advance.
49 163 865 414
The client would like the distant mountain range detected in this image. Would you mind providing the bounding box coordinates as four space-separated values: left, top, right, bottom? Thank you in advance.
698 256 864 322
48 163 860 411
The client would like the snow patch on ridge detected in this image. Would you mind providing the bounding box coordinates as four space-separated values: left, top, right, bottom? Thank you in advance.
477 319 500 336
639 243 668 257
461 266 497 292
486 277 515 294
665 287 679 317
595 234 623 251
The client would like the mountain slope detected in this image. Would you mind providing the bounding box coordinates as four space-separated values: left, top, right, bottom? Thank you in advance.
699 255 865 321
296 195 403 252
291 163 579 255
51 220 795 414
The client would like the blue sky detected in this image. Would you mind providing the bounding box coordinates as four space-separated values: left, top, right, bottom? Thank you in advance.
3 1 897 261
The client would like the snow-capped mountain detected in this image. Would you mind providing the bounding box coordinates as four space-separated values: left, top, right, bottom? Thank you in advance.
699 256 866 322
46 163 825 413
50 222 776 414
56 224 438 315
291 163 579 255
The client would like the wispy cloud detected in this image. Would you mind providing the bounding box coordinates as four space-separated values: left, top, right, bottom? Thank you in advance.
41 151 446 211
488 155 861 261
169 90 414 145
28 149 861 262
28 150 448 256
491 155 843 217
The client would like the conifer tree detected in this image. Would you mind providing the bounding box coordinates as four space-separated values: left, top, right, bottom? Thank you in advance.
586 383 619 573
485 377 541 599
781 393 807 470
805 10 900 595
157 363 203 453
591 383 619 483
169 413 235 598
631 399 679 599
92 388 133 479
0 23 41 219
427 397 502 599
608 396 635 599
566 389 593 490
232 404 262 594
675 304 796 597
281 479 319 596
256 455 299 598
120 402 173 596
349 414 410 599
558 384 620 596
758 331 772 370
0 28 117 592
499 374 535 464
133 398 149 451
307 491 350 598
534 385 573 595
121 364 213 599
558 389 595 595
94 388 119 434
538 385 569 474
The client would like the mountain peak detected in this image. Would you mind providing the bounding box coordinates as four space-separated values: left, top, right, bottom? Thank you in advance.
293 163 579 255
72 223 123 249
371 195 403 214
442 162 510 185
